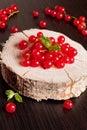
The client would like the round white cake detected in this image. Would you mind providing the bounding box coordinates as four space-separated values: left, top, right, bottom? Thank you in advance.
1 28 87 101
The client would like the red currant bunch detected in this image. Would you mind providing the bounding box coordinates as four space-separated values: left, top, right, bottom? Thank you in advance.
44 5 87 36
0 4 19 29
18 31 78 69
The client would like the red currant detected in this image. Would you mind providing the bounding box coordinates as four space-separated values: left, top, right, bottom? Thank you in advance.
29 35 37 43
64 14 71 22
0 9 7 15
57 35 65 44
77 24 84 31
22 51 30 59
45 52 53 60
20 59 30 67
39 20 47 28
0 21 6 28
59 6 66 13
42 59 52 69
68 47 78 57
37 32 43 38
34 41 44 50
33 10 39 17
54 5 60 12
63 100 73 110
82 29 87 36
30 59 40 67
73 19 80 26
19 40 28 50
45 7 52 15
11 26 19 33
79 16 86 22
49 37 55 45
32 49 41 59
6 7 12 15
56 12 63 20
6 102 16 113
54 59 65 69
11 4 18 12
51 10 57 17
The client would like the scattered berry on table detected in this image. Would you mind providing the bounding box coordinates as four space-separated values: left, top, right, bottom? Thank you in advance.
63 100 73 110
6 102 16 113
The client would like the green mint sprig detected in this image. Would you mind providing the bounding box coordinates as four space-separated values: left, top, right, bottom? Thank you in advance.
40 36 60 51
5 90 23 103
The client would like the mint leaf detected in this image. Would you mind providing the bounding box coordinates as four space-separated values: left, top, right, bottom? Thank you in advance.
40 36 52 48
15 93 23 103
49 44 60 51
5 90 15 101
5 90 23 103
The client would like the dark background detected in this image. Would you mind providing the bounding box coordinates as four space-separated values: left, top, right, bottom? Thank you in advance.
0 0 87 130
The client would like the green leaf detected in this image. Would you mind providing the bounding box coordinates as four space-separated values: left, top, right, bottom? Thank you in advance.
5 89 23 103
40 36 52 48
5 90 15 101
14 93 23 103
48 44 60 51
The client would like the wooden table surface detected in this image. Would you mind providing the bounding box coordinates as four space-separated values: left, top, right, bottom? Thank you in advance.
0 0 87 130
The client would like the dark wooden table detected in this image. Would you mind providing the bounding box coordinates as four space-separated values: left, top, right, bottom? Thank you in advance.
0 0 87 130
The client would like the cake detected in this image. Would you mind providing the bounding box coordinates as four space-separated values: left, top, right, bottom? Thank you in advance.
0 28 87 101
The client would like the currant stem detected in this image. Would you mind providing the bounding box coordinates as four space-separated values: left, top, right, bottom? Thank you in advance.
8 10 19 18
71 16 77 20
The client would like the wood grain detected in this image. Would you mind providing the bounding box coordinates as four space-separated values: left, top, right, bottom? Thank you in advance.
0 0 87 130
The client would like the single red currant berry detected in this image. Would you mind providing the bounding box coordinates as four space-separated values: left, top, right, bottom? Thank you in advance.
59 6 66 13
19 40 28 50
51 10 57 17
68 57 74 64
1 14 8 22
39 20 47 28
33 10 39 17
37 32 43 38
22 51 30 59
29 35 37 43
77 24 84 31
0 21 6 28
82 29 87 36
62 56 70 64
54 5 60 12
57 35 65 44
63 100 73 110
56 12 63 20
30 59 40 67
52 55 61 63
11 4 18 12
42 60 52 69
45 52 53 60
20 59 30 67
81 22 86 28
45 7 52 15
35 41 44 50
54 59 65 69
0 9 7 15
11 26 19 33
64 14 72 22
68 47 78 57
73 19 80 26
79 16 86 22
6 102 16 113
32 49 41 59
6 7 12 15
